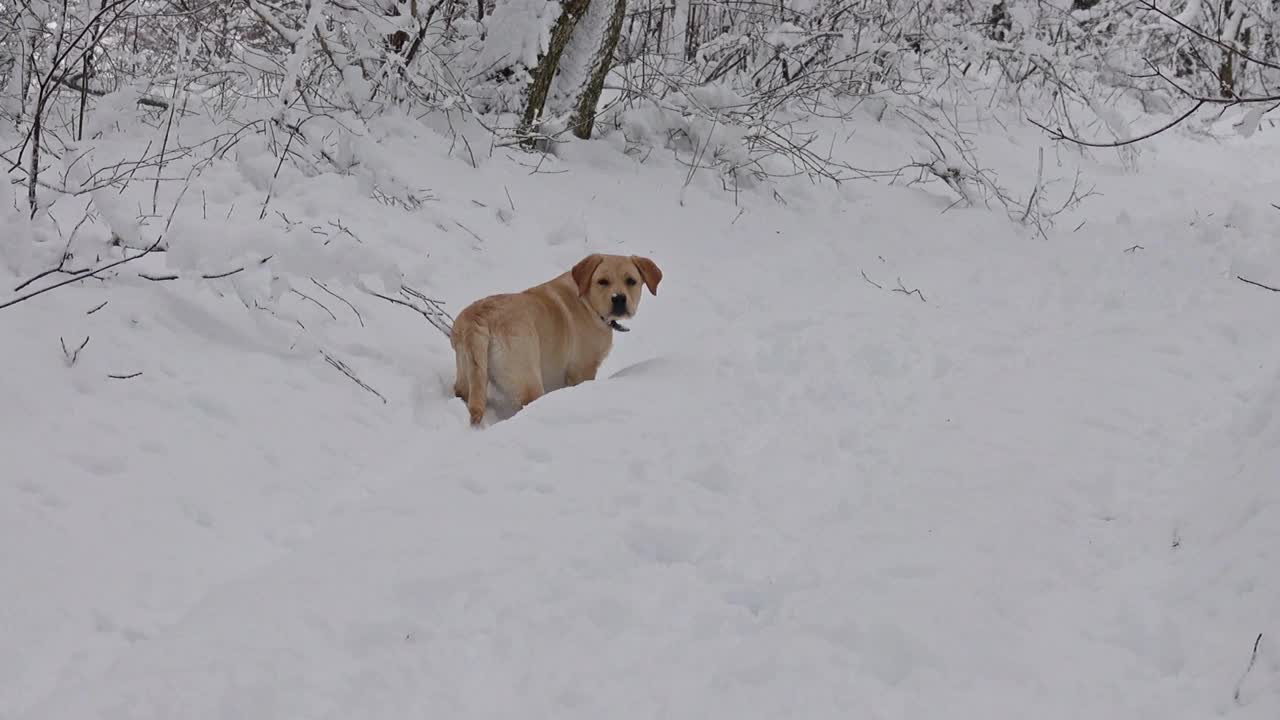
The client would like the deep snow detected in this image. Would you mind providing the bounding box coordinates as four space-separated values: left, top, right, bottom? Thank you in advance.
2 102 1279 719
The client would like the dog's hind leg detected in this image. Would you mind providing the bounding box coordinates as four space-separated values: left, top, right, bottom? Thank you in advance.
460 326 491 426
453 349 469 402
512 378 545 413
489 335 545 416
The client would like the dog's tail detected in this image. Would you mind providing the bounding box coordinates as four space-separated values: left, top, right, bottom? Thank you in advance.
458 324 491 426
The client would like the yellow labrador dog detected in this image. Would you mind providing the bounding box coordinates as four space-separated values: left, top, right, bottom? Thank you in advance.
451 253 662 426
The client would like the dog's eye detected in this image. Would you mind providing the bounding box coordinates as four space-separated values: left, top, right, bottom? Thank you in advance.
624 276 637 287
597 278 610 287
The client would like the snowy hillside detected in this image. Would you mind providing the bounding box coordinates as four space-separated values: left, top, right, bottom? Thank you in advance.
4 0 1280 716
5 104 1280 718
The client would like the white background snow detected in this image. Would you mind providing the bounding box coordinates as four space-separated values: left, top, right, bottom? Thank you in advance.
3 86 1280 719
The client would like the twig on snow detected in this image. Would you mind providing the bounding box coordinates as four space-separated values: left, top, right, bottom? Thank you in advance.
1233 633 1264 704
1021 147 1044 223
16 266 71 293
322 351 386 404
0 238 165 312
454 221 485 246
860 270 883 289
1237 276 1280 293
325 219 361 245
202 267 247 279
259 126 298 220
892 277 927 302
13 199 93 292
361 282 454 338
290 288 337 321
401 285 456 335
108 372 143 380
61 335 90 366
311 278 364 326
1125 245 1144 253
86 300 108 315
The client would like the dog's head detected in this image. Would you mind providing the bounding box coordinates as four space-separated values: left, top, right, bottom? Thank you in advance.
571 253 662 322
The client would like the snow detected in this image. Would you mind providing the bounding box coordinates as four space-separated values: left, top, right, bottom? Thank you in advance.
3 97 1280 720
478 0 560 73
1169 0 1205 29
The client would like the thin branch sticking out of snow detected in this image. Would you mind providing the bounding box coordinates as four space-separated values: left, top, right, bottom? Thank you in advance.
322 351 387 404
1237 276 1280 293
362 282 454 338
1233 633 1264 704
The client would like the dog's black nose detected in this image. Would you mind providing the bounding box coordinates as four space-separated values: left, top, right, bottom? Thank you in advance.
611 294 627 314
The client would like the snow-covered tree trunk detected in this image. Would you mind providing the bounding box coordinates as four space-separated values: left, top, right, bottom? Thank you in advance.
1218 3 1246 97
668 0 689 60
570 0 626 138
9 1 46 129
544 0 627 138
521 0 593 138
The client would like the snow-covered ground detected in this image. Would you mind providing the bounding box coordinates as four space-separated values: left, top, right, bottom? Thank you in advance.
3 105 1279 719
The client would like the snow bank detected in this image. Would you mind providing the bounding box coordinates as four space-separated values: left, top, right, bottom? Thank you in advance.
4 89 1280 720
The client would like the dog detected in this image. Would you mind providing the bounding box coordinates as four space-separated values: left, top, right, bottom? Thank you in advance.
450 253 663 426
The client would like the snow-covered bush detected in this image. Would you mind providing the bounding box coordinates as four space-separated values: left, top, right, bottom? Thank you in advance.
3 0 1277 273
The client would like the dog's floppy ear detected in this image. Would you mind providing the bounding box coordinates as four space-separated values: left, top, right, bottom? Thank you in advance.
631 255 663 295
571 254 605 297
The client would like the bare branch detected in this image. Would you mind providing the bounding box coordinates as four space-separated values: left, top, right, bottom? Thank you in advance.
1233 633 1264 704
892 277 927 302
1028 101 1207 149
1237 276 1280 293
0 238 164 312
322 351 386 403
61 335 90 366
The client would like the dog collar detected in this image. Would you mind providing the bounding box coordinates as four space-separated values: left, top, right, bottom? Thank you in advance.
609 319 630 332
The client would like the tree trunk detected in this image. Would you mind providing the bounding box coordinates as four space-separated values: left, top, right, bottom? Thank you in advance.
568 0 627 139
521 0 593 141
